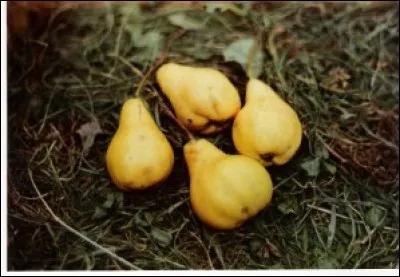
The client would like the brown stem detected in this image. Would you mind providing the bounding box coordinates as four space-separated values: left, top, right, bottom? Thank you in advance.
134 28 188 98
149 28 195 142
246 27 263 79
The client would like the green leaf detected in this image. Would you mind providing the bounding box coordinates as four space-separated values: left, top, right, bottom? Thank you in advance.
114 191 124 209
269 263 284 269
134 31 164 63
167 13 208 30
249 239 268 260
277 200 297 215
315 145 329 160
223 37 265 78
335 244 347 262
300 157 321 177
119 3 142 19
136 31 162 49
206 3 249 16
102 192 115 209
206 4 230 13
92 207 108 220
365 205 386 228
340 111 356 121
316 256 339 269
340 223 353 237
324 162 337 175
179 47 215 60
134 212 153 227
151 228 173 248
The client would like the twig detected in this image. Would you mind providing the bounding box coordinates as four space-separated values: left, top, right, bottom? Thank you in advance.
267 24 289 91
27 168 142 270
108 54 144 78
323 142 349 164
134 28 188 98
146 28 195 142
246 24 263 79
246 35 259 79
360 122 399 153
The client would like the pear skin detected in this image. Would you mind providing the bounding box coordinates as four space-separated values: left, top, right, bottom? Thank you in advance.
156 63 241 135
232 78 302 166
106 98 174 190
184 139 273 230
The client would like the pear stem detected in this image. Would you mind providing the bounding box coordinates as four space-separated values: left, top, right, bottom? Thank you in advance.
134 29 188 98
131 28 194 142
246 30 262 79
267 24 289 91
149 28 195 143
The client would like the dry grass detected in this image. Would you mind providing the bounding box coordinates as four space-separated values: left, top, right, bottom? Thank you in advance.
7 2 399 270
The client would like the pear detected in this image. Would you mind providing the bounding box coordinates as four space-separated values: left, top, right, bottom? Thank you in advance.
184 139 273 230
232 78 302 166
106 98 174 190
156 63 241 135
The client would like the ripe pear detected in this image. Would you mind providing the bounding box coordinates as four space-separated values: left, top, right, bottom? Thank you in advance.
184 139 273 230
106 98 174 190
232 78 302 167
156 63 241 135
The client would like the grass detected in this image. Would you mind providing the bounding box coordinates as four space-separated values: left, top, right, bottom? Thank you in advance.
7 2 399 270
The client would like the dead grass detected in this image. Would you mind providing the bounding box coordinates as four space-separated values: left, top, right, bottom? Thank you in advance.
7 1 399 270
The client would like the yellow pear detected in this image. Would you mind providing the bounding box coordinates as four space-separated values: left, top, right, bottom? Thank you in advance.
232 78 302 167
156 63 241 135
184 139 273 230
106 98 174 190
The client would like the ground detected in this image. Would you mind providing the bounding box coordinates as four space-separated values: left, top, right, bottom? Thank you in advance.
7 2 399 270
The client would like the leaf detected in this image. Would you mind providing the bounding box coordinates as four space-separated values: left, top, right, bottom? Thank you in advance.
335 244 346 262
340 110 356 121
340 223 353 237
167 13 207 30
209 235 225 269
365 205 386 228
151 228 173 248
269 263 284 269
315 145 329 160
277 200 297 215
133 31 164 63
266 240 282 258
119 3 142 19
324 162 337 175
102 193 115 209
92 207 108 219
300 157 321 177
205 3 250 16
249 239 268 260
316 256 339 269
134 212 153 227
136 31 162 49
223 37 265 78
179 47 215 60
114 191 124 209
76 117 103 157
206 3 230 13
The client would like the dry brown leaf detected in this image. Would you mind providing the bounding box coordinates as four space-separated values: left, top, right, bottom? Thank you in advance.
321 67 352 91
76 117 103 156
266 240 282 258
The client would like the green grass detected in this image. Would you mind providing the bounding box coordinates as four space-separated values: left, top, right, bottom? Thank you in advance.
7 2 399 270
